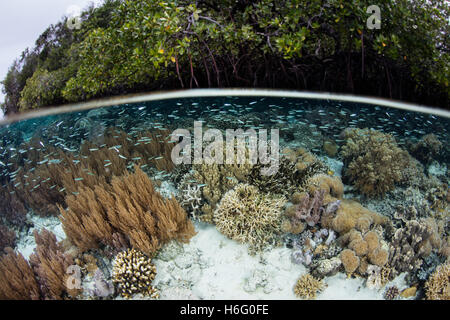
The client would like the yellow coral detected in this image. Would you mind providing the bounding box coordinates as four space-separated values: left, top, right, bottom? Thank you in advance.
307 174 344 199
368 247 389 267
349 239 369 256
425 262 449 300
340 249 360 274
213 184 286 253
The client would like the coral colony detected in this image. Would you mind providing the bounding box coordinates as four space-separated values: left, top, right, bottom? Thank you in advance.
0 96 449 300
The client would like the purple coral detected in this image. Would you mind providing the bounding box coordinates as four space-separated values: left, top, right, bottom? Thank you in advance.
293 190 325 227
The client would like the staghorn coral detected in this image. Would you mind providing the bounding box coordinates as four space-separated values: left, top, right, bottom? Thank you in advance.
0 224 16 253
424 262 449 300
340 128 416 197
338 228 390 277
249 147 327 197
112 248 159 299
213 184 286 253
29 229 79 299
306 173 344 199
59 166 196 256
0 248 40 300
293 273 326 299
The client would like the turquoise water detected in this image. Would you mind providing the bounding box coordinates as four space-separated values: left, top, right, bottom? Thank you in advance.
0 94 448 300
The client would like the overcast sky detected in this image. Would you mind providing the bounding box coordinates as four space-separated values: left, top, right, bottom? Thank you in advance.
0 0 103 117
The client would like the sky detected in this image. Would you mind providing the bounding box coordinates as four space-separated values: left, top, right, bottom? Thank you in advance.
0 0 103 117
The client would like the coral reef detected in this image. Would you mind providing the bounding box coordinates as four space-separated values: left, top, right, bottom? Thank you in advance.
249 147 327 197
59 166 196 255
291 229 338 266
112 249 159 299
293 273 325 299
408 133 443 166
185 161 252 222
213 184 286 253
321 199 388 234
338 228 390 277
340 128 417 197
424 262 449 300
388 219 439 278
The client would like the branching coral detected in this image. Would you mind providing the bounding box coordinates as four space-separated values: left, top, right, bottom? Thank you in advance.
0 224 16 253
0 248 40 300
59 166 196 256
213 184 286 253
340 128 416 197
293 273 325 299
424 262 449 300
177 176 204 219
388 219 439 277
408 133 443 166
112 248 159 299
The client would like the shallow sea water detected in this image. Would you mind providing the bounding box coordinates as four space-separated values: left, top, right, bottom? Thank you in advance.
0 92 448 300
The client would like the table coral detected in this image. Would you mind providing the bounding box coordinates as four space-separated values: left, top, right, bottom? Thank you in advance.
213 184 286 253
112 249 159 299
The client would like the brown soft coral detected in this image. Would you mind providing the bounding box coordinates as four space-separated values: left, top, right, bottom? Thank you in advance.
307 174 344 199
340 128 417 197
